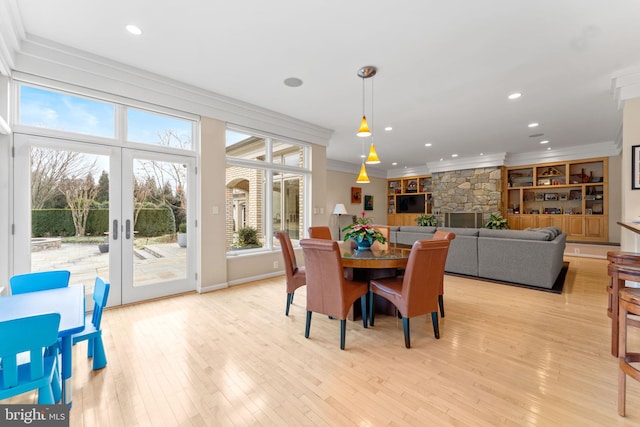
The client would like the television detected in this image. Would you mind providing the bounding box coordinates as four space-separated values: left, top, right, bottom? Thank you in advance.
397 194 425 213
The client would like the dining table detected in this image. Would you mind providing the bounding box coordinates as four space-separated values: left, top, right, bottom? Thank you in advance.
0 285 85 406
339 241 412 320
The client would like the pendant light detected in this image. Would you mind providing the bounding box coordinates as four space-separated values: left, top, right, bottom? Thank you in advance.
356 66 376 137
365 73 381 164
356 162 370 183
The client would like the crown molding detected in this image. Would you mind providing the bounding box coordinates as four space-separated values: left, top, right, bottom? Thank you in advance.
0 0 23 76
326 159 386 179
427 152 507 174
612 65 640 108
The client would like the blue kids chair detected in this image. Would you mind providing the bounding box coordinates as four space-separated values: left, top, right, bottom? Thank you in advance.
72 277 110 370
10 270 71 295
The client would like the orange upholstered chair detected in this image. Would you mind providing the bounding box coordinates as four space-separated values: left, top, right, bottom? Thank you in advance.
300 238 368 350
432 230 455 317
369 239 450 348
308 226 332 240
276 231 306 316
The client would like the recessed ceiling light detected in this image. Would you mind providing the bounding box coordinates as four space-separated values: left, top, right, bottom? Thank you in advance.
283 77 303 87
385 126 393 131
540 140 549 144
480 153 484 156
451 154 458 157
392 162 397 166
126 24 143 36
528 122 539 128
360 154 366 158
547 147 551 150
508 92 522 100
439 158 443 161
425 143 432 147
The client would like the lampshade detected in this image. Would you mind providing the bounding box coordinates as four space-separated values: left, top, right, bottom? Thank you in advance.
356 163 370 183
357 116 371 137
366 143 380 164
332 203 348 215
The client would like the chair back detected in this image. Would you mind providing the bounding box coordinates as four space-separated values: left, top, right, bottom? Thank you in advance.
300 238 350 319
10 270 71 295
433 230 456 242
401 239 451 317
276 231 305 293
91 277 110 329
0 313 60 390
308 226 332 240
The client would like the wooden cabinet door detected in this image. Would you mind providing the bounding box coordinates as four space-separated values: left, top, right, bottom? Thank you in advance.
507 215 520 230
566 216 584 237
537 215 564 228
520 215 537 229
585 216 604 238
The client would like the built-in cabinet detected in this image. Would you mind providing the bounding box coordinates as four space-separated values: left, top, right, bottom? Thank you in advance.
387 176 432 226
504 158 608 242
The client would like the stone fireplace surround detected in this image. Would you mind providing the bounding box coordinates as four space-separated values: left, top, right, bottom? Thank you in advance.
431 166 503 227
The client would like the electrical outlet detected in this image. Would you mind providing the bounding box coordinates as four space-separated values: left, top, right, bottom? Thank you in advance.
273 261 278 269
574 247 580 254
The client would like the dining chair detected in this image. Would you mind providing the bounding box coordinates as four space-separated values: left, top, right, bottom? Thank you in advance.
308 226 332 240
9 270 71 295
369 239 450 348
276 231 306 316
72 277 110 370
0 313 62 404
300 238 368 350
432 230 455 317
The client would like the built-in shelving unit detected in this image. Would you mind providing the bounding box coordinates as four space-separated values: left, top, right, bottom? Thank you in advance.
504 158 608 242
387 176 432 226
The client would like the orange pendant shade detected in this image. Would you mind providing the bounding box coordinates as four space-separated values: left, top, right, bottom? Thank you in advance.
356 163 370 183
366 143 380 164
357 116 371 137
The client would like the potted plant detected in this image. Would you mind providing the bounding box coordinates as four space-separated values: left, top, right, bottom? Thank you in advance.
415 214 438 226
484 213 509 229
177 222 187 248
342 212 387 251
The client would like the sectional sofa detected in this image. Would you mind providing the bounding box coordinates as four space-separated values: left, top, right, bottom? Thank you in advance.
388 225 567 289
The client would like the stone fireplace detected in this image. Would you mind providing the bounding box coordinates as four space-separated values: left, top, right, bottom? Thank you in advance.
432 167 503 227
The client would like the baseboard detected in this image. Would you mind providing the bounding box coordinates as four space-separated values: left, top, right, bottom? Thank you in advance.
564 242 620 259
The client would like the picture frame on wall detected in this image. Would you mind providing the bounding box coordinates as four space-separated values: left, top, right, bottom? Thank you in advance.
633 145 640 190
351 187 362 204
364 195 373 210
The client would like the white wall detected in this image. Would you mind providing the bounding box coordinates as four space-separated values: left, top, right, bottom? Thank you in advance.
621 99 640 252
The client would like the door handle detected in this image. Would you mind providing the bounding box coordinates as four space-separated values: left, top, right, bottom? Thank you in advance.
126 219 131 239
112 220 118 240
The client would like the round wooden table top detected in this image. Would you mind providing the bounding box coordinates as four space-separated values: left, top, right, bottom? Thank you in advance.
339 241 410 269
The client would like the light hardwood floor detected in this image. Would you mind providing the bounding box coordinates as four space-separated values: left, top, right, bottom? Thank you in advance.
8 256 640 426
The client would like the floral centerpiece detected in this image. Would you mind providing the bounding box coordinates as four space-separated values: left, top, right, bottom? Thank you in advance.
342 212 387 250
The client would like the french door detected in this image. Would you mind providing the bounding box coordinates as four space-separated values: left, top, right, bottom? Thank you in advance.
13 134 197 305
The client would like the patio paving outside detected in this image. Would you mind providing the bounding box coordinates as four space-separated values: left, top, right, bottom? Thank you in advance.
31 240 187 295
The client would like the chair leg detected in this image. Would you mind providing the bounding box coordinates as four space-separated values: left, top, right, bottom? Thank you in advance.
87 337 94 358
37 384 55 404
305 311 312 338
438 294 445 317
340 319 346 350
52 364 62 403
361 294 368 329
286 292 293 316
402 316 411 348
369 291 376 326
431 312 440 339
92 335 108 370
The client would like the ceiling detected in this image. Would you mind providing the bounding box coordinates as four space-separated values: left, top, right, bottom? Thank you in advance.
9 0 640 173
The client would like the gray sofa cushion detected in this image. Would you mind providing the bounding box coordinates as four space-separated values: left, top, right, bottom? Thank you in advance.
399 226 436 233
436 227 479 237
523 226 562 240
478 228 551 241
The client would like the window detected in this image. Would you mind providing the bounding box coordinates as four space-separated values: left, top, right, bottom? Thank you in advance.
226 129 309 252
127 108 194 150
19 84 115 138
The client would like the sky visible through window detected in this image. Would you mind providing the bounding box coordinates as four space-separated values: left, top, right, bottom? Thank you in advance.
19 85 193 148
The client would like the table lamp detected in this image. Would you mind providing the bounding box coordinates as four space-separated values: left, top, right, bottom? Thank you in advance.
332 203 348 239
